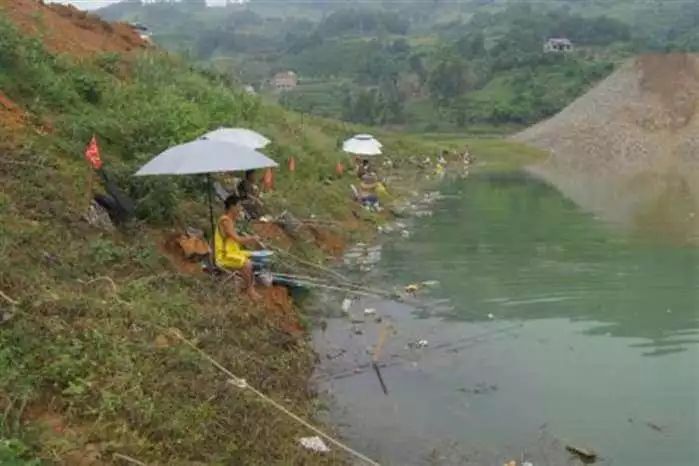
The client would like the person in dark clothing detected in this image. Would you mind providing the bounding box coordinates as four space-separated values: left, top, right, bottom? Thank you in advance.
94 169 135 224
236 170 264 219
356 159 371 179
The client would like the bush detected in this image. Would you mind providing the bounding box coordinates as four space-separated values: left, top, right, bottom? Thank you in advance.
0 439 40 466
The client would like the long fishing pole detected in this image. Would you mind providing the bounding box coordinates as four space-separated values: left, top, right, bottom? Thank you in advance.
274 272 397 298
267 244 357 285
267 245 402 297
288 279 387 299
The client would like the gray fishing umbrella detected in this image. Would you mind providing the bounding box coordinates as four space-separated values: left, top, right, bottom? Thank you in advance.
201 127 271 150
135 139 277 176
135 139 278 265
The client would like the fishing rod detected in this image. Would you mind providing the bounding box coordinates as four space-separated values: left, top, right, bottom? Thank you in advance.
274 268 456 314
266 244 356 286
273 272 398 298
285 279 388 299
266 245 403 298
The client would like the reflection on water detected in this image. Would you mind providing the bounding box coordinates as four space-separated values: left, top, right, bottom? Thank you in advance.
392 172 699 353
314 172 699 466
529 163 699 245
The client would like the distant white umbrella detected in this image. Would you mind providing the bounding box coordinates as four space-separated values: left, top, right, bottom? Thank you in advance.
201 127 270 150
343 134 382 156
135 139 278 265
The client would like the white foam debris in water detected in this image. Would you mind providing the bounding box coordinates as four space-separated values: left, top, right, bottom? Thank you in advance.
298 436 330 453
487 313 495 319
421 280 440 287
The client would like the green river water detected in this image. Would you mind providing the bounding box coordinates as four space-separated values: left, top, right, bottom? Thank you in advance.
314 171 699 466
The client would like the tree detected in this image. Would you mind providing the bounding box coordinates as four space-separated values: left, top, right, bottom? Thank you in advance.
409 53 427 84
456 32 485 59
342 80 405 125
427 49 472 104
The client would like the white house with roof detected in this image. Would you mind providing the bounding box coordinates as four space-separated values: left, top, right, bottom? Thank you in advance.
270 71 298 92
544 38 573 53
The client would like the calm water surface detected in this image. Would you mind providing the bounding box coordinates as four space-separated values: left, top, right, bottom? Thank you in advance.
313 172 699 466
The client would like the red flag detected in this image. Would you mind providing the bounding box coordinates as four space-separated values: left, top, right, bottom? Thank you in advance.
84 135 102 170
287 156 296 172
262 167 274 191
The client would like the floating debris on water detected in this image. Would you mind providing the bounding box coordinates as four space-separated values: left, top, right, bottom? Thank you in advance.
565 444 598 463
408 339 429 349
364 308 377 316
458 382 498 395
405 283 420 294
326 348 346 360
646 421 664 432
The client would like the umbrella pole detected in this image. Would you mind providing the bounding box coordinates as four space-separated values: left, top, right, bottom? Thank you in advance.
206 174 216 267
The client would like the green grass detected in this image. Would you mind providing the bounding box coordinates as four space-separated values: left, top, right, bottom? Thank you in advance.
0 439 39 466
277 80 353 119
403 98 452 132
462 138 547 171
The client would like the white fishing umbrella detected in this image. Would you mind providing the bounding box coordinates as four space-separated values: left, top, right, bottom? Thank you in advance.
358 133 383 148
135 139 277 176
135 139 278 265
201 127 271 150
342 134 382 156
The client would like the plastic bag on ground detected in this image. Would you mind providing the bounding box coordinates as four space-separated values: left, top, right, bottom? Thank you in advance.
299 436 330 453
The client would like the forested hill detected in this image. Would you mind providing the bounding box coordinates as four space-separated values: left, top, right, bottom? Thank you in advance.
98 0 699 132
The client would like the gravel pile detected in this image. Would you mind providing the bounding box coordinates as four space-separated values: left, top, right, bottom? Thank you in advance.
513 53 699 236
514 53 699 174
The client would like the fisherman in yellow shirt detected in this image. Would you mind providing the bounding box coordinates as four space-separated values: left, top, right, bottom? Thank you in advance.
215 194 262 300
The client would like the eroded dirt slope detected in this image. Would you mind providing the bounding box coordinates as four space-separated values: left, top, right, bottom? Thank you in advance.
0 0 146 56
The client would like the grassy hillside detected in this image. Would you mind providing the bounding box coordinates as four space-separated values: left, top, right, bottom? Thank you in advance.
0 5 442 464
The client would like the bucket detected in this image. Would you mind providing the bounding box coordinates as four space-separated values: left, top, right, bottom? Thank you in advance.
249 250 274 266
